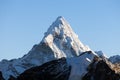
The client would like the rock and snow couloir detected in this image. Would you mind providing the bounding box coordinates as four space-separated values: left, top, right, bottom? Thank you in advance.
0 16 98 80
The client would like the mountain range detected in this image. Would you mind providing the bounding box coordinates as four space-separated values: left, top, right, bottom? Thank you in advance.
0 16 120 80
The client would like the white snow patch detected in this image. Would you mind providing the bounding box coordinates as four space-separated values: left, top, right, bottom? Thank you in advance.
67 52 96 80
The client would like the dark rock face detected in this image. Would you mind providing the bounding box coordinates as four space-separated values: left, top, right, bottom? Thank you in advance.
8 75 17 80
0 71 4 80
10 58 71 80
82 60 120 80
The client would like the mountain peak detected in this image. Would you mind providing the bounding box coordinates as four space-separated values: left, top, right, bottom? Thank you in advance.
44 16 71 36
56 16 64 19
55 16 67 26
43 16 77 41
41 16 91 58
56 16 64 22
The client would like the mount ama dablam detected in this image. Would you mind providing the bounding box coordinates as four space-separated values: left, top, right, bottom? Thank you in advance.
0 16 120 80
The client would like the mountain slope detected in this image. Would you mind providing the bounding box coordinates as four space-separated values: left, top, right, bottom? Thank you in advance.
8 51 120 80
8 51 97 80
0 16 93 80
15 58 71 80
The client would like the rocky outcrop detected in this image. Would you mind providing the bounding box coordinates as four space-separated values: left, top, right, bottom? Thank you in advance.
8 75 16 80
0 71 5 80
9 58 71 80
82 57 120 80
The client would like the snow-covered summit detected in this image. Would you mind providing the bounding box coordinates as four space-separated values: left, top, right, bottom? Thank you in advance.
42 16 90 58
44 16 73 36
44 16 78 39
